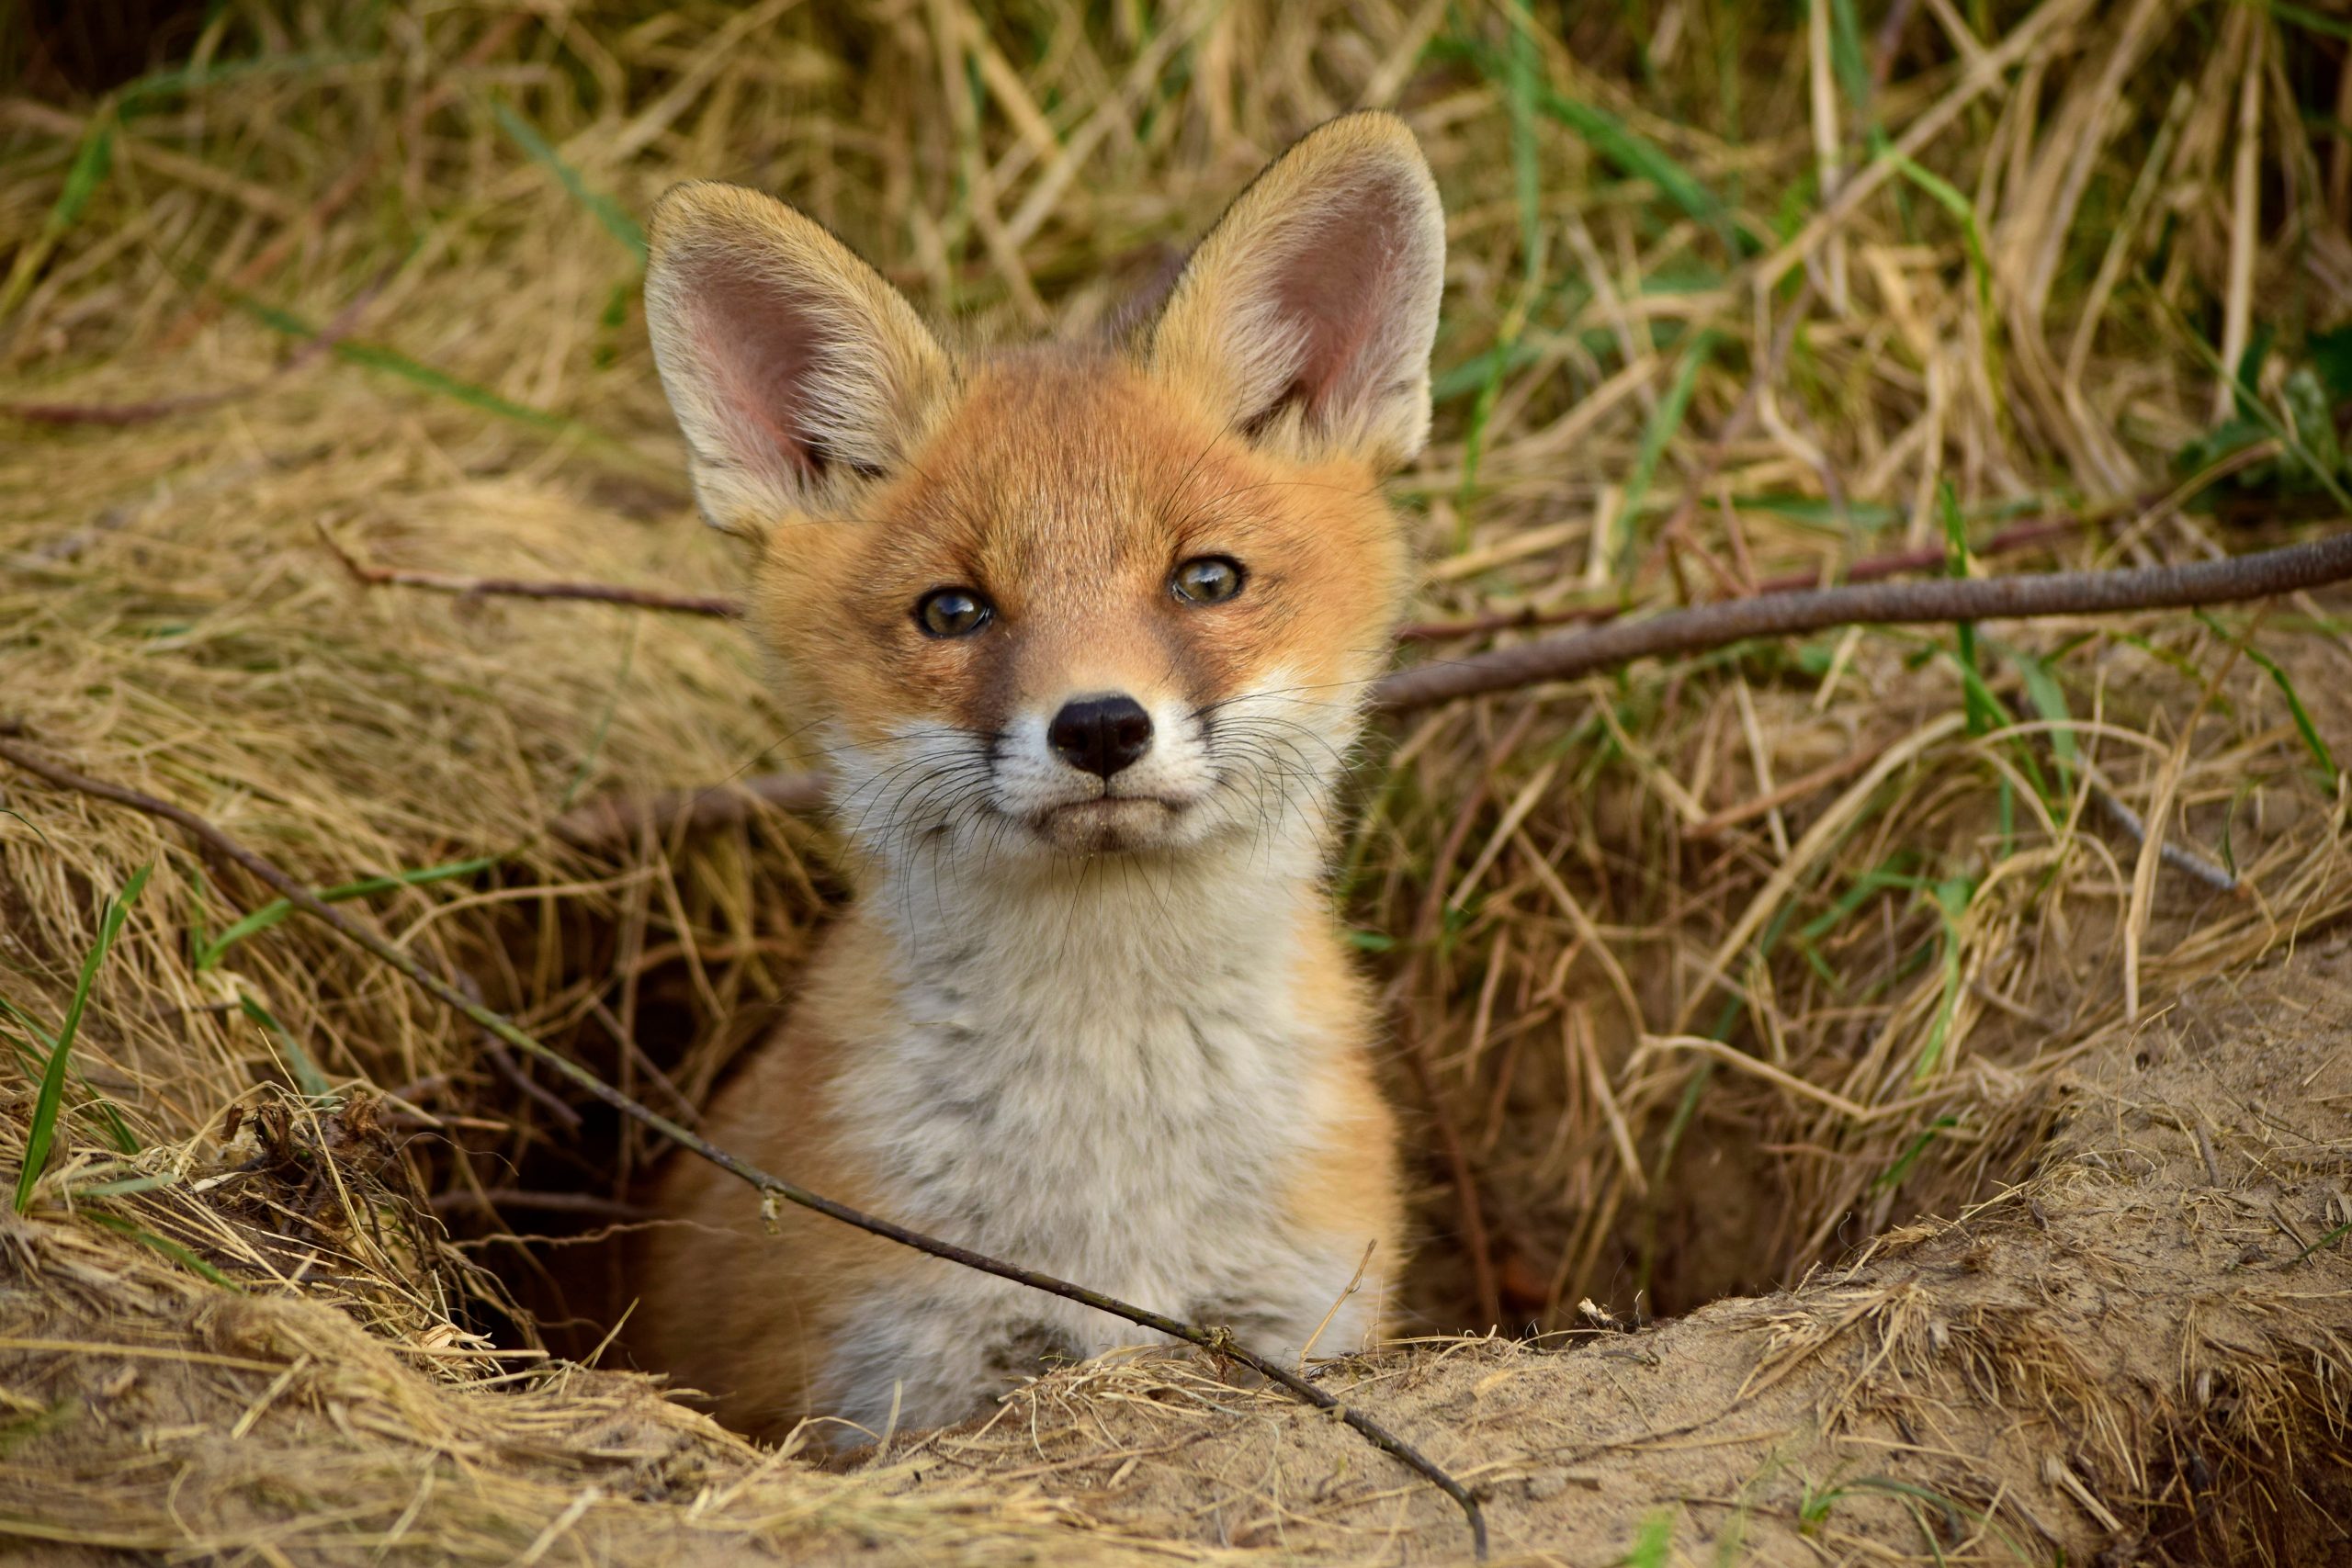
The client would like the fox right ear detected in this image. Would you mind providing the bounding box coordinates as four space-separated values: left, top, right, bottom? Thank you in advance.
1148 113 1444 473
644 184 953 534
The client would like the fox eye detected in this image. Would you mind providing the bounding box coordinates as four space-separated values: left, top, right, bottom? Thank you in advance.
915 587 993 637
1170 556 1244 605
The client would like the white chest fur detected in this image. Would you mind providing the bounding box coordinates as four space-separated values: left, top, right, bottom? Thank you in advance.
822 846 1379 1433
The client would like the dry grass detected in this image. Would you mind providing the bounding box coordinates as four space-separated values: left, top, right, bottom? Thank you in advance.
4 0 2351 1561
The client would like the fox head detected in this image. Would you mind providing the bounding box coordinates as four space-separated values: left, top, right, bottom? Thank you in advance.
644 114 1442 874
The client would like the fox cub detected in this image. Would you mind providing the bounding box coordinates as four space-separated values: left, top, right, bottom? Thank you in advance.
632 113 1445 1439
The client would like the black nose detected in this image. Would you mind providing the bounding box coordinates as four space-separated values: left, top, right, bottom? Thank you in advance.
1048 694 1153 779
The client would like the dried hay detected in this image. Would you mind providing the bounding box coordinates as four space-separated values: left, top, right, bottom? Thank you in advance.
3 0 2351 1562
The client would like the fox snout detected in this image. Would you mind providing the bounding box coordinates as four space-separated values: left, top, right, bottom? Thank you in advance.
982 675 1232 856
1046 694 1153 778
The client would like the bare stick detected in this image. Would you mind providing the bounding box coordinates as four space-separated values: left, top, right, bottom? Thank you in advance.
1396 511 2090 644
430 1188 656 1221
0 736 1488 1560
337 503 2094 644
644 526 2352 834
316 524 738 619
548 771 831 849
1371 527 2352 712
2 269 390 428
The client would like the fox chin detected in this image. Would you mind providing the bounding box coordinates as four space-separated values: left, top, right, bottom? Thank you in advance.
628 110 1444 1444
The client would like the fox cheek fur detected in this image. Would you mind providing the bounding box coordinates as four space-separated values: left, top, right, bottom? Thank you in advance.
630 112 1445 1440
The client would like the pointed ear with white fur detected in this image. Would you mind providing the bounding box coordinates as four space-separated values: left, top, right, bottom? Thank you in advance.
1148 112 1445 472
644 183 953 533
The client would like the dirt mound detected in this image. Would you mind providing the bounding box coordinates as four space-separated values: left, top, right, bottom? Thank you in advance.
8 917 2346 1564
888 939 2352 1563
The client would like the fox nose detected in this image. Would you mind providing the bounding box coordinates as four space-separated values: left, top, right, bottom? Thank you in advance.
1047 694 1153 779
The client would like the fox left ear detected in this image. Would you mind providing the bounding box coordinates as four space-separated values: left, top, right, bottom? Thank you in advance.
643 183 953 536
1148 112 1444 473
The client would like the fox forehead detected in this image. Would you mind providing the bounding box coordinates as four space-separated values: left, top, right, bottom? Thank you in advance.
752 349 1408 731
866 350 1339 595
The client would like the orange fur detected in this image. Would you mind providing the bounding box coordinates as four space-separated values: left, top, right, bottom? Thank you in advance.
632 113 1443 1442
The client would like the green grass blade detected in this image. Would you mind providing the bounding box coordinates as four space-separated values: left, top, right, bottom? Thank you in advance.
2289 1218 2352 1264
0 807 51 847
2197 613 2339 777
69 1173 177 1198
1915 876 1976 1081
1432 337 1549 402
5 992 142 1160
41 116 115 237
2156 290 2352 513
1872 1115 1960 1193
1620 1508 1679 1568
1537 82 1746 253
0 110 118 319
16 864 149 1213
491 96 649 263
2267 1 2352 43
82 1210 240 1290
2007 648 2078 776
1616 329 1720 581
2004 644 2079 808
1504 15 1545 273
237 996 337 1102
1826 0 1872 121
1886 154 1987 310
116 50 368 115
197 854 500 970
0 1398 75 1459
239 300 645 461
1451 27 1748 254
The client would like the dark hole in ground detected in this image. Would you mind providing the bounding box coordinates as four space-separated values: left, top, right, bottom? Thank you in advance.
427 823 1963 1397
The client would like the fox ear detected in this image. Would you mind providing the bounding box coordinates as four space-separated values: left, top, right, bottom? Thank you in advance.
644 183 953 533
1148 113 1444 472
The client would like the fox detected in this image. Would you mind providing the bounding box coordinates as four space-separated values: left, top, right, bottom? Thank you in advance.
629 111 1446 1441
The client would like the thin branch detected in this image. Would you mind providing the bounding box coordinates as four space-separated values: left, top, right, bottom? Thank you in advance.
548 771 831 849
2 268 390 427
340 505 2098 645
1371 526 2352 712
1396 511 2091 643
554 525 2352 842
430 1188 656 1221
316 524 738 619
0 736 1488 1561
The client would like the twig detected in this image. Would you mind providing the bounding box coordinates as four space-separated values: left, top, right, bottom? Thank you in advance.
1372 527 2352 712
449 971 582 1134
548 771 831 850
555 525 2352 843
430 1188 655 1221
315 523 737 618
2086 767 2242 895
2 270 390 427
0 736 1488 1560
1396 511 2091 643
321 507 2095 644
